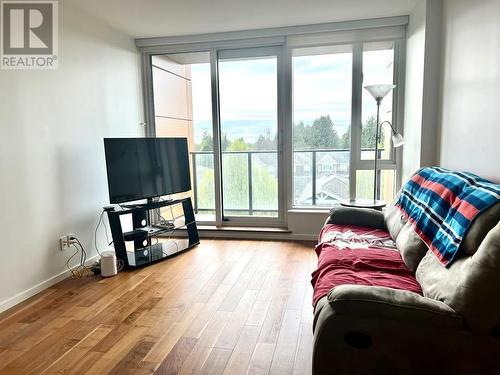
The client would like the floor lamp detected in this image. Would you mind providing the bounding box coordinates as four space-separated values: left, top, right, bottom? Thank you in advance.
364 84 404 201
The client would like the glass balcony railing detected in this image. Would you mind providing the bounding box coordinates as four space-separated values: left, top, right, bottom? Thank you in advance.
191 150 279 217
191 148 393 217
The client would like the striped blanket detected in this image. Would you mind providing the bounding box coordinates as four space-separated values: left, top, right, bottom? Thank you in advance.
395 167 500 266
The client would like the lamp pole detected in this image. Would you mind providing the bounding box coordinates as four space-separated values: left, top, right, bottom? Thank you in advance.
373 97 381 201
363 84 402 204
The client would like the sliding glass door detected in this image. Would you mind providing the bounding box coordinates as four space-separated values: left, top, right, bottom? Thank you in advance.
217 47 282 223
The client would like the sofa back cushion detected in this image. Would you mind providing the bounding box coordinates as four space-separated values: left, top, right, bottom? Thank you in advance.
416 222 500 333
462 202 500 255
385 192 429 272
395 222 429 272
384 192 405 239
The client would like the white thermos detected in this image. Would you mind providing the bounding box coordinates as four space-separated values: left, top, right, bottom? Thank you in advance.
100 251 118 277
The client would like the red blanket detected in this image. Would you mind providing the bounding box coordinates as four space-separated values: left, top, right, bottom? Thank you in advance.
311 224 422 307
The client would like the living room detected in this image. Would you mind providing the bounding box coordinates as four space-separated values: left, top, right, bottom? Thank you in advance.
0 0 499 373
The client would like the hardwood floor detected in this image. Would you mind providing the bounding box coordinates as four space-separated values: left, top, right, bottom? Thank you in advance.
0 239 317 374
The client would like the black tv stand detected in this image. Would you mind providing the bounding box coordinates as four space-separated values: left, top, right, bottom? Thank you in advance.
106 197 199 268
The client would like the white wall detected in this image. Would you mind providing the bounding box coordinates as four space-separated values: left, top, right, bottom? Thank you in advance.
0 1 143 310
402 0 426 181
438 0 500 182
402 0 442 181
420 0 442 167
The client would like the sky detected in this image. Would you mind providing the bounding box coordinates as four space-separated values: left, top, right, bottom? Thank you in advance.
190 47 394 144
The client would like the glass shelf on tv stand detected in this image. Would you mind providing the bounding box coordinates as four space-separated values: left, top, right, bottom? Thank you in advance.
127 239 190 266
123 218 192 238
123 218 197 267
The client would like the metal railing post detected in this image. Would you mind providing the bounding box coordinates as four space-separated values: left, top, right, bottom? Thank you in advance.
312 150 317 206
248 152 253 215
192 153 198 214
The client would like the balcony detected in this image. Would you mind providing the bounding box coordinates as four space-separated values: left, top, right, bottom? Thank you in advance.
191 149 381 218
191 148 396 218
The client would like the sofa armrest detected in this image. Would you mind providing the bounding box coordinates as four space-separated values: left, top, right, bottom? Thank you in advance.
312 287 494 375
324 285 463 329
326 206 386 230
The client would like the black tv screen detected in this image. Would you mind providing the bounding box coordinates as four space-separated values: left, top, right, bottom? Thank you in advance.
104 138 191 203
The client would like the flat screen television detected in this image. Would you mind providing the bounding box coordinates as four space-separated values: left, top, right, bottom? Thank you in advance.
104 137 191 204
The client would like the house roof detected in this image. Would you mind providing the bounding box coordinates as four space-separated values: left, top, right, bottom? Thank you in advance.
297 174 349 204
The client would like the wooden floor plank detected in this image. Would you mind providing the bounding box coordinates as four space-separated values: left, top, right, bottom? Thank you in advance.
247 342 276 375
269 309 302 375
41 325 113 374
215 290 258 350
0 239 315 375
154 336 197 375
222 325 260 375
176 310 231 374
292 323 313 375
198 348 232 375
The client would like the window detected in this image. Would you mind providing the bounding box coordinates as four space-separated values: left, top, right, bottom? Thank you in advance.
142 20 405 222
292 45 352 206
361 42 395 161
292 41 400 206
356 169 396 203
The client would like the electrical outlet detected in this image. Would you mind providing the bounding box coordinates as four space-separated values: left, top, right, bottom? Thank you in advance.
59 234 74 251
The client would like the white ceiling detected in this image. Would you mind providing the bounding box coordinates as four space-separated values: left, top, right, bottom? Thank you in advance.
68 0 418 39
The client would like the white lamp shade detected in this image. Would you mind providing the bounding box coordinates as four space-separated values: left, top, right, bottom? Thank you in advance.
364 84 396 100
391 132 405 148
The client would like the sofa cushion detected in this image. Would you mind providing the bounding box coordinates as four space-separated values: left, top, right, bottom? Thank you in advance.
327 206 386 229
385 191 428 271
312 224 422 307
395 222 429 272
462 202 500 255
416 222 500 333
384 191 406 240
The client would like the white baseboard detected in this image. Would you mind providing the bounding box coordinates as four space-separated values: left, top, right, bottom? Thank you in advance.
197 229 317 241
0 255 99 314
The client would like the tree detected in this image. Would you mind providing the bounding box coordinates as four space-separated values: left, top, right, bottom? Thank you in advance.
197 168 215 210
339 132 350 149
361 115 385 149
252 160 278 211
196 131 231 151
197 131 213 151
293 121 308 149
309 115 339 148
196 135 278 215
254 132 276 151
227 137 248 151
293 115 342 149
221 132 230 151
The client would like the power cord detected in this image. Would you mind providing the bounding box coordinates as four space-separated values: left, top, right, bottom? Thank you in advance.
65 236 92 278
66 234 124 278
66 209 123 278
94 210 113 256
